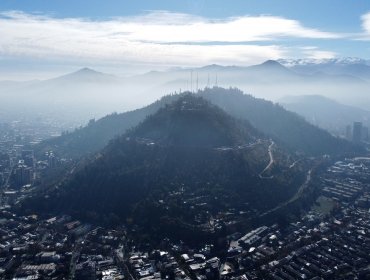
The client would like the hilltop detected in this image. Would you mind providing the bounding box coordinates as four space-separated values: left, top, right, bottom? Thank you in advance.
24 95 307 240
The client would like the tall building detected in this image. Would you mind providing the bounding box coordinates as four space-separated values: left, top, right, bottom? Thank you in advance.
14 163 32 187
352 122 362 143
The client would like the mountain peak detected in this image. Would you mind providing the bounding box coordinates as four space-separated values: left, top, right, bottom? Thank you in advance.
260 60 285 68
71 67 108 77
245 59 292 76
75 67 100 74
51 67 117 83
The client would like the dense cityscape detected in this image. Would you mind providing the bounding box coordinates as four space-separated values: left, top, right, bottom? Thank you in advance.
0 117 369 280
2 1 370 279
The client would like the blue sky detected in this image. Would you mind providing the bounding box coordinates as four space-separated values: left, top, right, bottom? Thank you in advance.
1 0 367 30
1 0 370 79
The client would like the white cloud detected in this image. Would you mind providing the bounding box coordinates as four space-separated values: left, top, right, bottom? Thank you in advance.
356 12 370 40
361 12 370 35
111 11 340 43
0 11 340 68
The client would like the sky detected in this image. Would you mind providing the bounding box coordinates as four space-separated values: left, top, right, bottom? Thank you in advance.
1 0 370 80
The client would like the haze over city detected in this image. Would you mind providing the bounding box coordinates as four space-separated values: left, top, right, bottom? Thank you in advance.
1 1 370 280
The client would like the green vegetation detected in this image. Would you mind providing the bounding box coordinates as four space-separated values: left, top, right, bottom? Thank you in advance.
23 95 306 238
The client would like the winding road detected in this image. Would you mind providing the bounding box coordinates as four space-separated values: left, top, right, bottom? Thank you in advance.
259 140 275 179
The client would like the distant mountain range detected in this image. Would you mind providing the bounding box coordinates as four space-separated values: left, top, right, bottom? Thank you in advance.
2 58 370 126
278 58 370 81
278 57 370 67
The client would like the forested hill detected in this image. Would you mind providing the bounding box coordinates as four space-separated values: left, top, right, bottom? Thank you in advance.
23 95 304 230
198 88 359 156
37 87 360 158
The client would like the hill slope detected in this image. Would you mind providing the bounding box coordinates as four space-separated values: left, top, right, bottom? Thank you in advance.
38 87 358 158
37 94 181 158
279 95 370 135
24 96 307 238
130 95 259 147
198 88 358 155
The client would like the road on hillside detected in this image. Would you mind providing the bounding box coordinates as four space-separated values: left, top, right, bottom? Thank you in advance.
259 140 275 179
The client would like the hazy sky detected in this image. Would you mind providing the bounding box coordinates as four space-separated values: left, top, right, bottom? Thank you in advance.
1 0 370 80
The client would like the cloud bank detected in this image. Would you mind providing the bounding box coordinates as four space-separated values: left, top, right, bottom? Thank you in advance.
0 10 341 70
